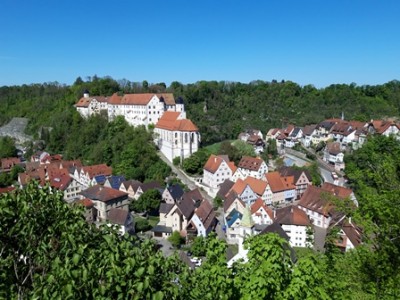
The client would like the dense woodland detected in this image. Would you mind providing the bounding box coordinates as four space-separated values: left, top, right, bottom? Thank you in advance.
1 77 400 298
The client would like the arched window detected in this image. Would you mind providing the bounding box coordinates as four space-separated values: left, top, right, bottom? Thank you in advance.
185 133 188 143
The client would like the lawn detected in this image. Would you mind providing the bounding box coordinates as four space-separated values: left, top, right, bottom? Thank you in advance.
204 140 233 155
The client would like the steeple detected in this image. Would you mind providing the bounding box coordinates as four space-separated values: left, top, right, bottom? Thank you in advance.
241 204 255 228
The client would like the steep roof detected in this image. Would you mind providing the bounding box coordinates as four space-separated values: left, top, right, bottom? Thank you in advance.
106 175 126 190
107 93 174 106
120 179 142 191
82 164 112 179
302 124 317 136
76 198 94 208
278 166 312 183
265 172 295 192
321 182 353 199
80 185 128 202
195 199 216 231
230 179 249 195
251 198 274 219
275 206 310 226
1 157 20 170
75 95 109 107
48 168 72 191
155 111 198 132
159 203 174 214
238 156 265 172
141 181 163 193
326 142 342 155
166 184 184 201
108 208 129 225
217 179 235 200
204 154 225 174
243 176 268 196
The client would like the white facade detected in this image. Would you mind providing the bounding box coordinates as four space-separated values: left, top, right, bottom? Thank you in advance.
203 158 233 189
299 207 331 228
281 224 310 248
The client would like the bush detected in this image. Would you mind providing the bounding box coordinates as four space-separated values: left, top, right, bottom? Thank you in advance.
173 156 181 166
135 218 152 232
168 231 185 248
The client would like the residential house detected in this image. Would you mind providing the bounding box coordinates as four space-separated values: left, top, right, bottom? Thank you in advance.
1 157 20 172
187 199 217 237
238 129 264 141
223 194 246 244
312 119 340 145
226 179 258 205
119 179 142 199
108 208 135 235
154 111 200 162
301 124 317 147
72 164 113 189
329 217 362 252
367 119 400 137
232 156 268 181
298 185 355 229
251 198 274 225
321 182 358 207
216 179 235 200
278 167 312 199
104 175 126 190
75 198 96 223
275 206 312 248
153 188 203 238
75 91 109 118
133 181 163 200
80 185 129 222
243 176 272 204
265 172 296 205
203 154 236 193
266 128 282 141
323 142 345 171
162 183 185 204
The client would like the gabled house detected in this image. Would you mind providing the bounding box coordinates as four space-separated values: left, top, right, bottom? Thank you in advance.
80 185 129 222
243 176 272 204
266 128 282 141
368 119 400 137
108 208 135 235
323 142 345 171
298 185 354 229
223 194 246 244
226 179 258 205
203 154 236 192
119 179 142 199
162 184 185 204
216 179 235 201
278 167 313 199
154 111 200 162
134 181 163 200
301 124 317 147
251 198 274 225
1 157 21 172
321 182 358 207
275 206 312 248
329 217 362 252
232 156 268 181
73 164 113 189
75 198 96 223
187 199 217 237
48 168 81 203
104 175 126 190
265 172 296 205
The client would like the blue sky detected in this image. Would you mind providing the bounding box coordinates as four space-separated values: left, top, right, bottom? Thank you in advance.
1 0 399 87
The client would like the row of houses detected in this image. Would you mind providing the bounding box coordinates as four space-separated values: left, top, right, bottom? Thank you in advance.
267 118 400 150
222 179 361 254
75 92 201 162
202 154 312 204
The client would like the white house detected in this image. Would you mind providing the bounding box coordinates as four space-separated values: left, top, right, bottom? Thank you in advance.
301 124 317 147
243 176 272 204
226 179 258 205
278 167 313 200
232 156 268 181
202 154 236 191
187 199 217 237
251 198 274 225
154 111 200 162
323 142 345 171
275 206 312 248
265 172 296 205
107 208 135 235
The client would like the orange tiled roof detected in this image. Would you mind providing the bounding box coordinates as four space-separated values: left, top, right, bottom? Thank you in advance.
243 176 268 196
230 179 248 195
238 156 265 171
82 164 112 179
276 206 310 226
251 198 274 219
155 111 198 132
265 172 295 193
204 155 224 174
321 182 353 199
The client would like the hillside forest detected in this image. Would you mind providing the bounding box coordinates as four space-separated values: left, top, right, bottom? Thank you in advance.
1 77 400 298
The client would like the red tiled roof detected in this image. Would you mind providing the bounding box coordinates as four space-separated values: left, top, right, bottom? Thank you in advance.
195 199 216 231
251 198 274 219
80 185 128 202
155 111 198 132
298 185 335 217
326 142 342 155
75 96 109 107
230 179 248 195
238 156 265 172
204 154 224 174
82 164 112 179
76 198 94 208
0 186 15 194
276 205 310 226
1 157 20 170
321 182 353 199
265 172 295 193
108 93 176 106
243 176 268 196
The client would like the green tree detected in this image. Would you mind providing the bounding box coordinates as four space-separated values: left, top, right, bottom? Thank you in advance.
130 189 161 214
0 136 16 159
168 231 185 248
